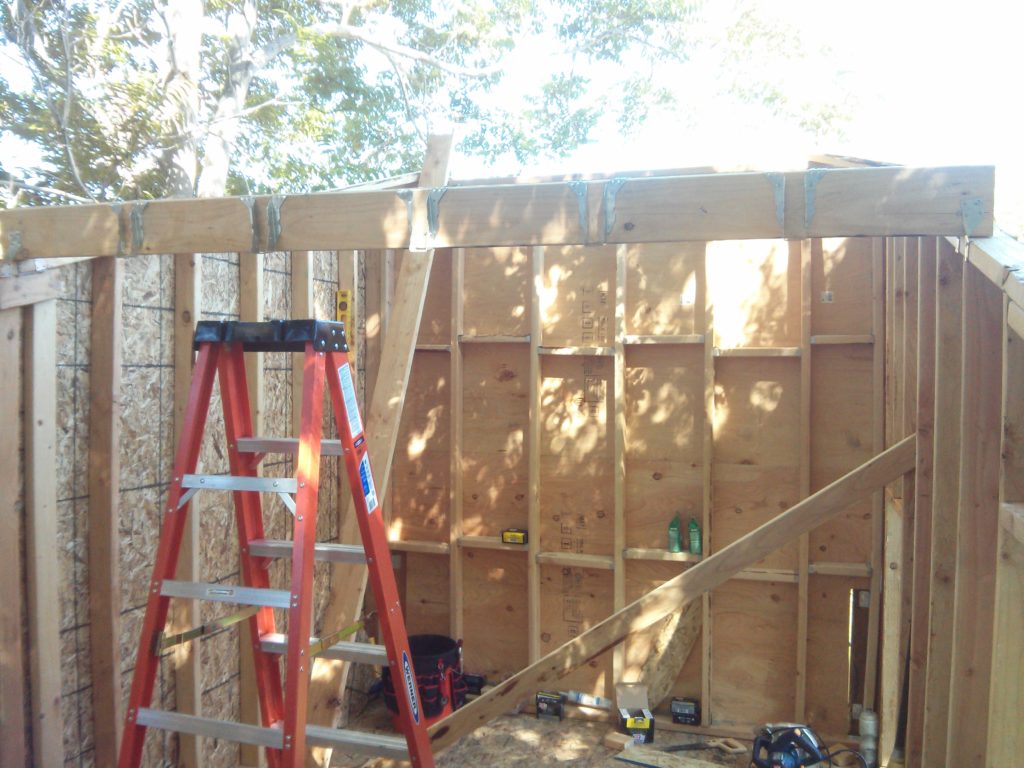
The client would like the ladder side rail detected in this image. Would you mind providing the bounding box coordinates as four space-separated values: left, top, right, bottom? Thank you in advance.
119 343 221 767
218 344 287 765
281 343 327 767
325 351 435 768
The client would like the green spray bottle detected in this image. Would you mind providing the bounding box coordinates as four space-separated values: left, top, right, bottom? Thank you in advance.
668 515 682 553
688 518 702 555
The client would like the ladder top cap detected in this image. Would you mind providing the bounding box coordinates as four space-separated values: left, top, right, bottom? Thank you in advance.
193 319 348 353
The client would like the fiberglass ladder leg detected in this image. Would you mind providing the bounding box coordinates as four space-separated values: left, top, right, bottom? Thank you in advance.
118 319 435 768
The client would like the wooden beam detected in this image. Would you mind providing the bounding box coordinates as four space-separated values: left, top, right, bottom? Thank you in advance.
0 166 994 259
527 245 543 664
905 238 936 766
919 237 963 767
612 244 627 689
0 307 27 768
86 258 122 767
795 239 813 721
0 268 60 309
946 262 1003 766
428 436 917 752
238 251 264 768
449 248 465 641
306 247 435 766
172 253 202 767
700 243 713 726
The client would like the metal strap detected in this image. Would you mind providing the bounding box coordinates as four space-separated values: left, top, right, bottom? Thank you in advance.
130 201 149 254
603 178 627 242
960 197 984 238
240 196 259 253
764 173 786 230
267 194 285 250
156 606 260 652
308 618 365 658
427 187 447 241
804 169 826 229
567 181 588 238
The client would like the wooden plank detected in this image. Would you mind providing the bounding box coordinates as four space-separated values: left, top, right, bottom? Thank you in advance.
172 252 202 767
450 249 465 641
713 346 801 357
613 244 627 687
701 242 713 726
528 246 543 664
0 166 994 259
535 552 615 570
623 549 701 563
905 238 936 766
795 240 812 721
427 436 916 751
810 334 874 345
919 238 962 768
306 247 435 766
0 307 27 768
863 238 886 709
388 539 450 555
85 258 122 767
945 262 1003 767
0 268 61 309
291 251 314 436
238 251 264 768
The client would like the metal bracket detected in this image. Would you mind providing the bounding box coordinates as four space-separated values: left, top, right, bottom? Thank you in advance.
240 196 259 253
764 173 786 230
110 203 125 257
6 230 22 260
567 181 588 239
960 197 984 239
396 189 414 243
267 194 285 251
804 169 826 229
603 177 627 242
427 187 447 241
130 201 149 255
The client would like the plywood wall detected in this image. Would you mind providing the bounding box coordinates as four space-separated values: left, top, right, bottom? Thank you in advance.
387 237 878 733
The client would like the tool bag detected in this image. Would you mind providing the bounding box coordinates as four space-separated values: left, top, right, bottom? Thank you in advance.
383 634 467 723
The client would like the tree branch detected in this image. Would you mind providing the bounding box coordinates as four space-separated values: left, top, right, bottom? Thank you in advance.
1 174 92 203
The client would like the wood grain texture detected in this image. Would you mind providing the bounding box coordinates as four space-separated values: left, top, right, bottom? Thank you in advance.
428 436 915 751
86 258 123 768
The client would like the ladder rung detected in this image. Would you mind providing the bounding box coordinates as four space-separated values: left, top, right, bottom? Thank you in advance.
136 707 283 748
236 437 343 456
305 724 409 758
135 708 408 759
260 632 388 665
248 538 366 564
181 474 297 493
160 580 291 609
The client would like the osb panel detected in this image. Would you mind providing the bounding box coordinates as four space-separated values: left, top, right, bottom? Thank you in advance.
200 254 240 316
805 575 867 736
623 561 702 700
462 246 530 337
710 580 797 725
538 565 614 696
707 240 799 348
712 358 801 569
809 345 874 563
812 238 874 336
541 245 615 347
403 552 451 636
624 346 704 549
461 549 529 681
390 351 451 542
461 345 529 537
625 242 706 336
539 355 614 556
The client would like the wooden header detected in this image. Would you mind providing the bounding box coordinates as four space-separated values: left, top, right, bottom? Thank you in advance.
0 165 994 260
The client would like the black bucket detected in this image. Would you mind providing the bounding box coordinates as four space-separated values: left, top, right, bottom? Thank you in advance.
383 634 467 727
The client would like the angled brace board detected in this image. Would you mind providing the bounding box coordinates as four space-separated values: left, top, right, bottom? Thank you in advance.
428 435 916 752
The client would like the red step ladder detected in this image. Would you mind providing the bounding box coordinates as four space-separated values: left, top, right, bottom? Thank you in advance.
118 319 435 768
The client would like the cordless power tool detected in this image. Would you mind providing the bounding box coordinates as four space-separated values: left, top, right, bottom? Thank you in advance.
750 724 830 768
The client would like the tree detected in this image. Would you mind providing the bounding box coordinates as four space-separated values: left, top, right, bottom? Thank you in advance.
1 0 850 206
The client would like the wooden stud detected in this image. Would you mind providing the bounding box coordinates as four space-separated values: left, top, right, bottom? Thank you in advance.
945 262 1003 767
172 252 202 767
428 437 916 751
0 268 60 309
919 238 963 768
527 245 543 664
612 244 627 688
905 238 936 766
450 249 465 641
238 251 264 768
863 238 885 709
795 239 812 721
701 244 714 726
86 258 121 767
291 251 314 435
0 307 27 768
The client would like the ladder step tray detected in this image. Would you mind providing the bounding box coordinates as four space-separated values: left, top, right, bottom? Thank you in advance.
136 709 409 758
248 537 366 564
260 632 388 665
160 579 291 609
